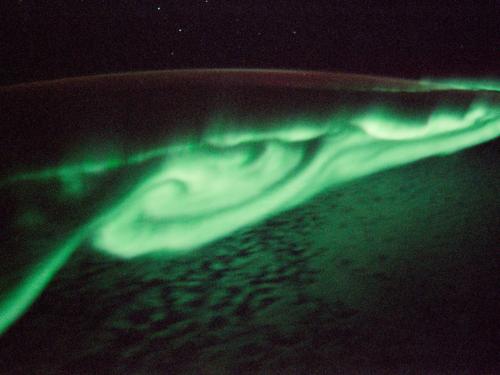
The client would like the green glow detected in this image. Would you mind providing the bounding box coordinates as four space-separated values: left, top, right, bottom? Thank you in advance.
420 78 500 92
93 92 500 258
0 145 191 189
1 76 499 336
0 231 85 335
15 209 45 228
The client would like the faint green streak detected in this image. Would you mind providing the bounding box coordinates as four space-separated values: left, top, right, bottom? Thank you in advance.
420 78 500 92
0 231 85 335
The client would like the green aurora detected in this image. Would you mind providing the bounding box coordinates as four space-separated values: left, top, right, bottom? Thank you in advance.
94 98 498 258
0 72 499 336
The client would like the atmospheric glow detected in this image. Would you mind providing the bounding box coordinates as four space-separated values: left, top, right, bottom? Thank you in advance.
1 75 499 336
93 90 500 258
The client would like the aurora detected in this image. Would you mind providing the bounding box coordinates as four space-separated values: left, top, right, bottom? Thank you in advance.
94 98 498 258
0 69 499 335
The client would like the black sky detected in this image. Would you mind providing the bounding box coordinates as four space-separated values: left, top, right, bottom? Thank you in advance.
1 1 499 85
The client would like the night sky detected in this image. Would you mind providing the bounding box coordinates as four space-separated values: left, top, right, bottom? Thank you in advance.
1 1 499 85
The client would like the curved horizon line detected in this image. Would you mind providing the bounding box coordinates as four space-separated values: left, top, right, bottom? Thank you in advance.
1 68 426 91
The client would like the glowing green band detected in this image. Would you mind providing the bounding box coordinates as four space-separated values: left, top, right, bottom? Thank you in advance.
1 76 499 336
0 231 86 335
93 94 500 258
